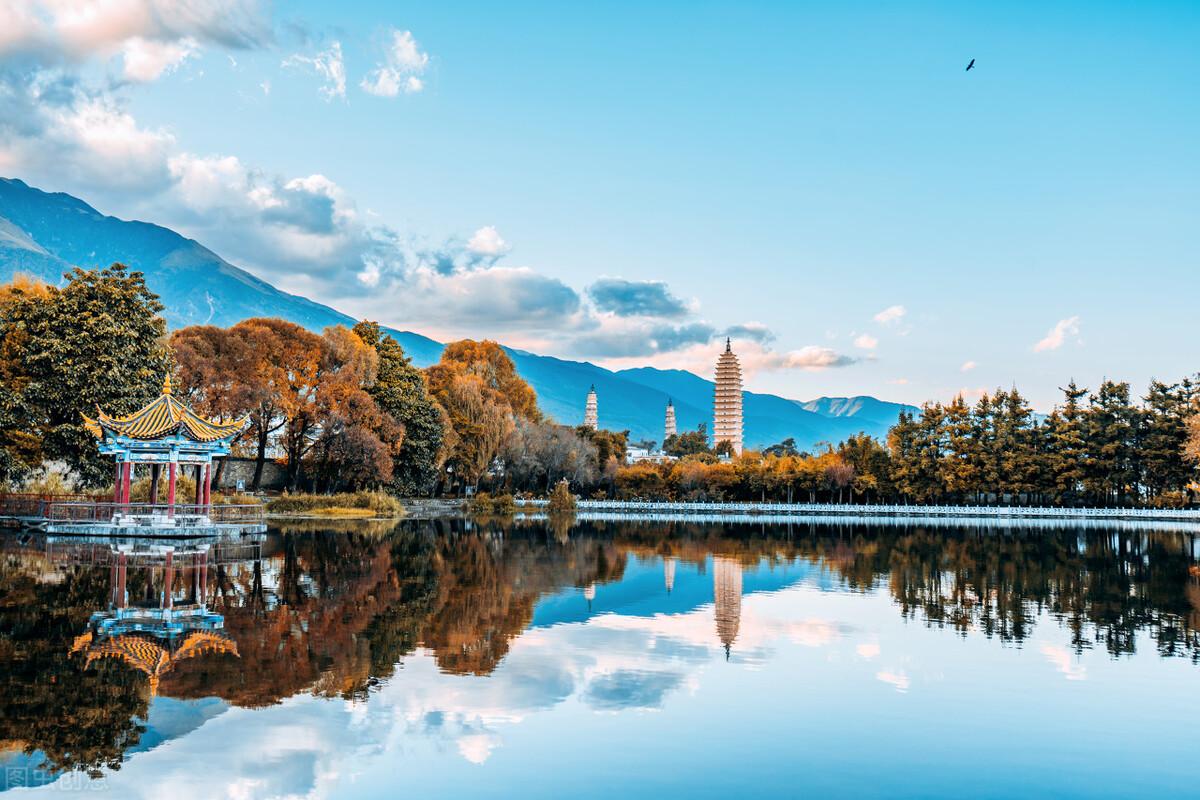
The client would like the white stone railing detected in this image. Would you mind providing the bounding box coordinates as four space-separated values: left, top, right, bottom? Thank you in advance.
513 499 1200 523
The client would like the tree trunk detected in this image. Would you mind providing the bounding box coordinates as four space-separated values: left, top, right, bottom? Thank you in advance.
252 427 268 491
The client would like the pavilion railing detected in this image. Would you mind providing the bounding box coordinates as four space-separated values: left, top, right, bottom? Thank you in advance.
46 501 266 526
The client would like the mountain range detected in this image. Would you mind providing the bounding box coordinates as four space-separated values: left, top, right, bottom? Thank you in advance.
0 177 915 449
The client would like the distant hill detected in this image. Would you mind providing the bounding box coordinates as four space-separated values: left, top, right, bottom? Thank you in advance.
0 177 914 450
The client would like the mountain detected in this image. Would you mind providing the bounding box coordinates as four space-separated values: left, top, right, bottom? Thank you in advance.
0 178 445 366
0 177 913 450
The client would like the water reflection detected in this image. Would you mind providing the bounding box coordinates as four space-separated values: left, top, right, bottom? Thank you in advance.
1 519 1199 796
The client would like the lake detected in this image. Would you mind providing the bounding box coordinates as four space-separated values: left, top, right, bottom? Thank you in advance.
2 517 1198 798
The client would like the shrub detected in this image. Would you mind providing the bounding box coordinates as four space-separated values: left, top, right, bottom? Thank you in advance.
547 480 577 512
266 490 404 517
470 491 516 516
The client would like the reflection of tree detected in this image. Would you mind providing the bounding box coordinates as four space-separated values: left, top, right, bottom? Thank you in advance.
609 522 1200 662
418 520 627 675
0 554 148 777
5 520 1199 779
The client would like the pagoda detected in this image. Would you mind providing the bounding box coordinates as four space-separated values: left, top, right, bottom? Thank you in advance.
713 339 744 455
664 398 677 439
84 375 248 518
713 556 743 660
584 385 599 430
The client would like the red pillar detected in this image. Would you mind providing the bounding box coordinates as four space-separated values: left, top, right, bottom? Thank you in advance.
120 462 132 507
199 548 208 605
112 461 121 504
167 462 177 517
116 552 127 609
163 550 173 610
203 463 212 511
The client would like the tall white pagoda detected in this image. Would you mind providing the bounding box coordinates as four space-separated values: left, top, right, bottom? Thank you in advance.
584 385 598 430
712 339 744 455
664 398 677 439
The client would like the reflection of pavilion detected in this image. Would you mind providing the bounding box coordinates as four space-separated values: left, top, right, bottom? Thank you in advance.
59 536 260 695
713 556 743 659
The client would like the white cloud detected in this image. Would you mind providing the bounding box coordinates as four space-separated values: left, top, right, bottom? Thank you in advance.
1033 316 1081 352
853 333 878 350
960 360 977 372
284 41 346 100
121 35 198 81
873 304 906 325
466 225 509 256
360 29 429 97
0 0 269 70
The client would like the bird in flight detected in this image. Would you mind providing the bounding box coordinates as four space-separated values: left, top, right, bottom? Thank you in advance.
966 58 976 72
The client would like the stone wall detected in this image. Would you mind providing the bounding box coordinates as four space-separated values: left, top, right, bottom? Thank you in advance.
217 457 287 492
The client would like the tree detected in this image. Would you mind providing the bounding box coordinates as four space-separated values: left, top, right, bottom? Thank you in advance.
1084 380 1139 504
1184 413 1200 476
664 424 710 457
353 321 448 495
226 318 329 490
427 340 540 489
763 438 799 457
1140 379 1196 499
575 426 628 465
427 340 540 423
0 266 171 486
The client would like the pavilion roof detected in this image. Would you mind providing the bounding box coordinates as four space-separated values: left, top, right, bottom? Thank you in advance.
83 375 248 444
73 629 239 697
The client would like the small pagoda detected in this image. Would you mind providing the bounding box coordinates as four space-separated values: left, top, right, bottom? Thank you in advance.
83 375 248 520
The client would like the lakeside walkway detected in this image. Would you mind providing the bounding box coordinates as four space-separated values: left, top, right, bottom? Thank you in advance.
516 499 1200 528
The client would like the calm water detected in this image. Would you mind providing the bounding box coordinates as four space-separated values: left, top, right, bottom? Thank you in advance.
2 518 1199 798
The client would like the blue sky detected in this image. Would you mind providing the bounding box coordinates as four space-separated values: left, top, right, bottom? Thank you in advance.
1 1 1197 409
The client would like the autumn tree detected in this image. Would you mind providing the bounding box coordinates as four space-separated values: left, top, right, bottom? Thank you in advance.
427 340 540 489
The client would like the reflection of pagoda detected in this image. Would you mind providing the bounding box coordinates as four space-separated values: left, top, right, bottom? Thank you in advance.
712 556 743 659
58 537 256 696
664 557 677 594
583 582 596 610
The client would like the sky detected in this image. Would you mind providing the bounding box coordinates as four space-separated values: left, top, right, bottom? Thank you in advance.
0 0 1197 410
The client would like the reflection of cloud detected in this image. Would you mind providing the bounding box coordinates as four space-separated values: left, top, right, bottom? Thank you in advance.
856 643 880 659
456 734 500 765
30 585 860 795
583 670 684 711
876 670 909 692
1040 644 1087 681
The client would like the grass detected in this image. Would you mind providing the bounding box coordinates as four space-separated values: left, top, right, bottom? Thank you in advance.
266 490 404 517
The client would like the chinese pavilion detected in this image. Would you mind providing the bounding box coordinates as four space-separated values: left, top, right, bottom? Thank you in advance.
84 375 248 514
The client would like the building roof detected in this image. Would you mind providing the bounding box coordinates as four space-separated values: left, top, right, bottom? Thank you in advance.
72 629 239 697
83 375 248 443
